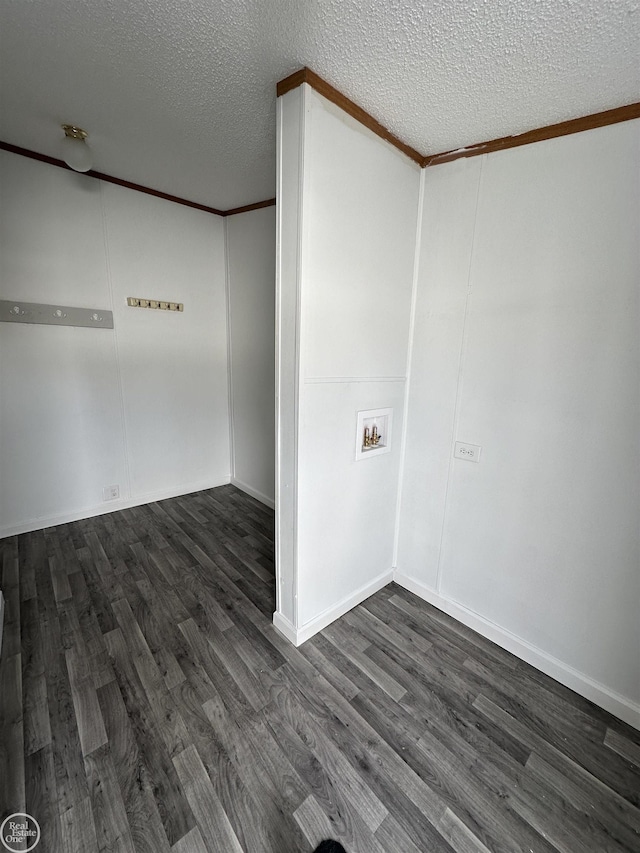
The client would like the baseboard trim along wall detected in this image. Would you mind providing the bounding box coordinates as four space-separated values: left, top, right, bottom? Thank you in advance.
0 476 231 539
273 569 394 646
231 477 275 509
271 611 299 645
394 571 640 731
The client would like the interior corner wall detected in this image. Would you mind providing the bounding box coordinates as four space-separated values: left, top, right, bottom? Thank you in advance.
226 206 276 508
396 119 640 728
0 150 231 536
275 83 420 642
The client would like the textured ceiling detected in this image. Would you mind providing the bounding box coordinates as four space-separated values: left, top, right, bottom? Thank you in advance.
0 0 638 210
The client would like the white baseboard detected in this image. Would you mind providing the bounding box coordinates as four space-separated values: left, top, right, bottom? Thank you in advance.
394 571 640 732
272 611 298 645
273 569 394 647
0 591 4 658
231 478 275 510
0 476 231 539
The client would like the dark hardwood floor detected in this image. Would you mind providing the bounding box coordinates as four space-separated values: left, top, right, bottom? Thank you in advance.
1 484 639 852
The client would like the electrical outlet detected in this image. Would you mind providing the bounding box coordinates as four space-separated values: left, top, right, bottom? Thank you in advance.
454 441 482 462
102 484 120 501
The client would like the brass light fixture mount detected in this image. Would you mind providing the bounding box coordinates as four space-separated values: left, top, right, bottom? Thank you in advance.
61 124 88 140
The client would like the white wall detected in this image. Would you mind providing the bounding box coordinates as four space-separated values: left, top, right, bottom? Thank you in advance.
275 84 305 626
0 151 230 535
226 206 276 507
275 84 420 642
396 120 640 728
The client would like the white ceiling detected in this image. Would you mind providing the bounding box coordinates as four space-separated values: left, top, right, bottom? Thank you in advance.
1 0 638 211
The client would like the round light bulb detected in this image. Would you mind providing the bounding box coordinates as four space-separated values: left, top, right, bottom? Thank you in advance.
60 131 92 172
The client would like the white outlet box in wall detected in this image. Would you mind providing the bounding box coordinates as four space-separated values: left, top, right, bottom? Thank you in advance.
356 408 393 460
454 441 482 462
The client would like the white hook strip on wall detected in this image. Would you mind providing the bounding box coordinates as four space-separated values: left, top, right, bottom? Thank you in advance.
0 300 114 329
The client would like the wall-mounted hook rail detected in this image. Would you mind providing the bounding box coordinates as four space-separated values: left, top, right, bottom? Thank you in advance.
0 300 114 329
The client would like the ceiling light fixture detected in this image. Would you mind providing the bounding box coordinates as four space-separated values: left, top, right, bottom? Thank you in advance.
60 124 92 172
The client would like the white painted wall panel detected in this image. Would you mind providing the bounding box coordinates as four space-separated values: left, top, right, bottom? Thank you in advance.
0 151 109 305
301 89 420 380
227 206 276 506
102 183 230 498
276 84 420 638
0 151 231 535
396 158 482 587
398 120 640 723
0 153 127 528
275 85 305 625
440 124 640 702
0 324 126 526
297 380 405 625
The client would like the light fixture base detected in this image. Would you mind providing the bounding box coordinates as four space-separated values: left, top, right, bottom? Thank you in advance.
62 124 88 140
60 124 92 172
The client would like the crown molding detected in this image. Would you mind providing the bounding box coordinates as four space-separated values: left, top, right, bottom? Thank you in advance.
224 198 276 216
277 69 640 169
277 67 424 166
0 141 274 217
4 93 639 213
423 102 640 166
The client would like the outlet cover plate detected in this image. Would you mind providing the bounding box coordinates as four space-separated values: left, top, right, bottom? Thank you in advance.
454 441 482 462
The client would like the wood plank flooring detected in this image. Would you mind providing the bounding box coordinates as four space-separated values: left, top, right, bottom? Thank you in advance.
1 484 639 852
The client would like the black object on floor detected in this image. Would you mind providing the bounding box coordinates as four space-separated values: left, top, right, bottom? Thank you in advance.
313 842 347 853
